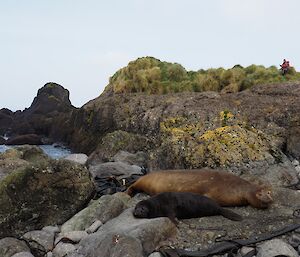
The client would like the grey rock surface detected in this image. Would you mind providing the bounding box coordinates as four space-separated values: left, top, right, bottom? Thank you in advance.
89 161 142 179
0 237 31 257
256 238 298 257
64 154 88 165
61 193 128 233
11 252 35 257
112 150 147 167
69 208 177 256
22 230 54 254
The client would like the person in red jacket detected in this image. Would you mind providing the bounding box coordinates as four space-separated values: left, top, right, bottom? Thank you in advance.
280 59 290 75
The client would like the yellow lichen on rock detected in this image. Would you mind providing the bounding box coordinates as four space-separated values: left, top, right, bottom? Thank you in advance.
157 115 275 169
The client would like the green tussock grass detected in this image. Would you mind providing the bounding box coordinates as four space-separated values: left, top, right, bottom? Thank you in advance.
104 57 300 95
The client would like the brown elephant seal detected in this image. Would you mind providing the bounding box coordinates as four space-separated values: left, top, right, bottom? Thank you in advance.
127 169 273 209
133 192 243 224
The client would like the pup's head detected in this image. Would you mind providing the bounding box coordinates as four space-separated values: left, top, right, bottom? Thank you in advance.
133 200 151 218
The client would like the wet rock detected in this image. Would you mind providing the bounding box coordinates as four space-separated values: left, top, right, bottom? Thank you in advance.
6 134 43 145
61 194 127 233
0 237 31 257
22 230 54 256
64 154 88 165
256 239 298 257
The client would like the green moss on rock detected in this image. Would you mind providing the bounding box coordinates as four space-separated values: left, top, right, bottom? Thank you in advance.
0 147 94 238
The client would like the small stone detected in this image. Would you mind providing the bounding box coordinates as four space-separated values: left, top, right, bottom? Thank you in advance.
295 166 300 173
11 252 35 257
22 230 54 253
256 239 298 257
148 252 163 257
239 246 255 256
64 153 88 165
85 220 103 233
52 242 76 257
55 231 88 245
289 234 300 248
42 225 60 234
292 159 300 166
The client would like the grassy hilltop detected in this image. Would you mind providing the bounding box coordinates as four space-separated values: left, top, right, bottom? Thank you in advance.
105 57 300 94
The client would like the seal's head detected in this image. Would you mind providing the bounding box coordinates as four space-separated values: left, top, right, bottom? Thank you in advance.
133 200 151 218
256 188 273 203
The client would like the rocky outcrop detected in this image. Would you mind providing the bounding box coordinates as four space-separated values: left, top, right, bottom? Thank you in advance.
0 146 94 238
0 136 6 144
68 82 300 174
5 134 43 145
0 108 13 135
3 83 76 145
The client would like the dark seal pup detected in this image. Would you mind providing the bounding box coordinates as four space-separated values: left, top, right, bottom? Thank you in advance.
133 192 243 224
127 169 273 209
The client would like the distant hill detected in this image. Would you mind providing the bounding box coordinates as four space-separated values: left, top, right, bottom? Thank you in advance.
103 56 300 95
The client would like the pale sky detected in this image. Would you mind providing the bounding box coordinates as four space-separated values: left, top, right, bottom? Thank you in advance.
1 0 300 111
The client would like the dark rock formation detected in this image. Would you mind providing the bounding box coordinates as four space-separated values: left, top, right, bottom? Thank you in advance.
5 134 43 145
4 83 76 145
0 137 5 144
0 108 13 135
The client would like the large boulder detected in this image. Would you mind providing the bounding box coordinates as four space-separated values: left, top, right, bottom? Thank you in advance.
0 237 31 257
0 146 94 238
60 193 129 233
68 208 177 257
87 130 151 165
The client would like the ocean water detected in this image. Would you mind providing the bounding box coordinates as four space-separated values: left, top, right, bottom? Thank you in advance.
0 144 71 159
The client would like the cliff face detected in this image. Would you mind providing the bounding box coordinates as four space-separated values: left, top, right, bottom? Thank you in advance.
69 82 300 171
